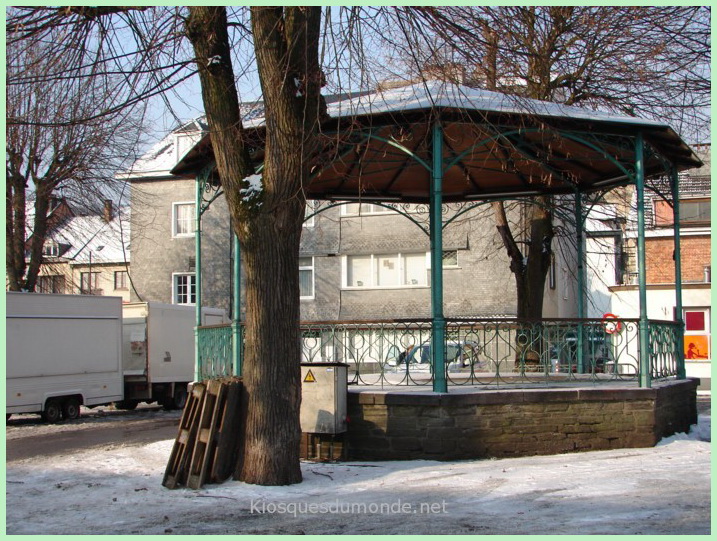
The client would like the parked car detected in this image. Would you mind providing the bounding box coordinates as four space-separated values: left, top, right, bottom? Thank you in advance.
386 341 482 369
548 331 615 374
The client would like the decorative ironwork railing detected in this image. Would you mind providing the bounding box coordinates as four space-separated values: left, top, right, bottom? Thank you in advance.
197 317 682 386
648 320 682 379
196 324 233 381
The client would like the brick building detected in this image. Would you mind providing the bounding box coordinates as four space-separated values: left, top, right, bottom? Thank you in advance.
587 144 711 389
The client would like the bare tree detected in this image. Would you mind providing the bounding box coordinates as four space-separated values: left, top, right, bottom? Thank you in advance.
388 6 710 321
6 30 146 291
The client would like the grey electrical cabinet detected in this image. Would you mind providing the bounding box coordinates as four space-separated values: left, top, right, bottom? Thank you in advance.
300 362 348 434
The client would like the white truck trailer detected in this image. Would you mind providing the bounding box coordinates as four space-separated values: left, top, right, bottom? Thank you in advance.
118 301 227 410
6 292 124 422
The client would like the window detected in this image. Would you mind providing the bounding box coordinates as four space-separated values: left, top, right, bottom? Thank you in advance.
304 201 316 227
37 275 65 294
347 255 372 287
684 308 710 361
342 203 386 216
176 133 199 161
299 257 314 299
42 242 59 257
680 199 711 225
173 273 196 305
654 198 711 227
172 202 195 237
80 272 100 294
442 250 458 267
341 203 419 216
114 270 129 290
345 253 428 288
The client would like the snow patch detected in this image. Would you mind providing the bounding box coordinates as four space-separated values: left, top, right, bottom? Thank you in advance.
5 412 711 535
658 414 711 445
240 174 263 205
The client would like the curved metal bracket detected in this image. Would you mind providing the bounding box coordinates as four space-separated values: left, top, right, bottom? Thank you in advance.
197 162 223 217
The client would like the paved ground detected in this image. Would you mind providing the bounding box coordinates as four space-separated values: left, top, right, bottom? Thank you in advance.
6 405 181 462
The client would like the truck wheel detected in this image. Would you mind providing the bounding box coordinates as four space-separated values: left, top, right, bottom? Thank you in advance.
62 398 81 420
162 387 187 411
174 387 188 409
41 400 62 423
114 400 139 411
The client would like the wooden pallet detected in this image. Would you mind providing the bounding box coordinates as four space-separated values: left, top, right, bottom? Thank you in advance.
162 378 243 490
210 379 243 483
162 382 206 489
186 379 225 489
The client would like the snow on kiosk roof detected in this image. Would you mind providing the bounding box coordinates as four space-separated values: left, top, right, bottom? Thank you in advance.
172 81 701 203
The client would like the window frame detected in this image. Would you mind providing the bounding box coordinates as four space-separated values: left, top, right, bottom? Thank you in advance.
299 256 315 300
343 252 429 289
175 133 200 162
114 270 129 291
678 198 711 226
80 271 100 294
42 241 60 257
653 197 711 227
38 274 65 294
172 201 195 238
340 202 419 217
442 250 459 268
172 272 196 305
303 200 316 228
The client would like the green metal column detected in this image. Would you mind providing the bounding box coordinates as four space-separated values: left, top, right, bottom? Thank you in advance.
430 121 447 393
232 230 242 376
574 191 586 373
635 133 651 387
671 167 686 379
194 173 203 383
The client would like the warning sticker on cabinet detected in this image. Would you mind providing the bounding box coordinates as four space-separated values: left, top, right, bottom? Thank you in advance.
303 370 316 383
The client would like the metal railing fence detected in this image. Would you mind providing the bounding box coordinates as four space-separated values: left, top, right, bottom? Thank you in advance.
197 317 683 386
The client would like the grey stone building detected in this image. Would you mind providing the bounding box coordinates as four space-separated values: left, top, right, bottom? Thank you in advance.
124 120 578 322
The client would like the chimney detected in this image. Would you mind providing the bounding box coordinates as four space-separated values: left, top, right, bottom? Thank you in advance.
103 200 113 223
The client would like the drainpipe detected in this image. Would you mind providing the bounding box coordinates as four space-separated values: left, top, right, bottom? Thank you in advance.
635 133 651 387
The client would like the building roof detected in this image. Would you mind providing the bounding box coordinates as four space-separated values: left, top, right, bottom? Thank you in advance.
129 81 703 202
45 208 131 265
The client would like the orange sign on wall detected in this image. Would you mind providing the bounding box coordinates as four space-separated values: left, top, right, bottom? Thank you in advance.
685 335 710 360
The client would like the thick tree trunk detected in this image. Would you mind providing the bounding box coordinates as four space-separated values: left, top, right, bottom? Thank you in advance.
236 6 323 486
6 168 51 292
493 197 553 369
24 184 52 292
186 6 323 486
6 171 26 291
518 196 553 320
239 217 303 484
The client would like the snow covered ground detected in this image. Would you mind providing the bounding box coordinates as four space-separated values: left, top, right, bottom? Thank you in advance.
6 414 710 535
